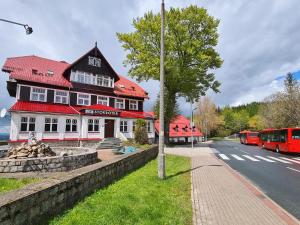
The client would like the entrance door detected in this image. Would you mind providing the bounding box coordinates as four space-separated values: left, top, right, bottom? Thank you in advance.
105 119 115 138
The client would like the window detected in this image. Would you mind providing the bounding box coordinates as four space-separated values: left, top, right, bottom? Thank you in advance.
88 119 100 132
132 121 136 132
55 90 68 104
120 120 128 133
66 119 77 132
20 117 35 132
77 94 90 105
71 70 114 88
147 121 152 133
292 129 300 140
97 96 109 106
44 118 58 132
88 56 101 67
115 99 125 109
31 87 46 102
280 129 288 142
78 72 85 83
129 100 138 110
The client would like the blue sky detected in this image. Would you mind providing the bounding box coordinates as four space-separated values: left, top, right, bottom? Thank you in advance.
1 0 300 116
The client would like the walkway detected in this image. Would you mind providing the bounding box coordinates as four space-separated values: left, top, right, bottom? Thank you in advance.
165 145 299 225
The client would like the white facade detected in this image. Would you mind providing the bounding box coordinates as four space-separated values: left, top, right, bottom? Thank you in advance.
10 112 155 142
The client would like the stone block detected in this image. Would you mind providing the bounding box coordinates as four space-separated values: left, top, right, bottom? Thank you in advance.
14 212 27 225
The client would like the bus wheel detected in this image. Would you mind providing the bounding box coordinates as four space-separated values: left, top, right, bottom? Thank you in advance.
276 146 280 153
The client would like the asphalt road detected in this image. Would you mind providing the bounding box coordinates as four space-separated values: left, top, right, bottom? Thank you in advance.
212 140 300 220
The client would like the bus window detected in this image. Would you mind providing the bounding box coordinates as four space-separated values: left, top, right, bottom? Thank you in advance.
292 129 300 139
273 130 280 142
280 129 287 142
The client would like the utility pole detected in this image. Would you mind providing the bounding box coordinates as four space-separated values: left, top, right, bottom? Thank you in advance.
158 0 166 179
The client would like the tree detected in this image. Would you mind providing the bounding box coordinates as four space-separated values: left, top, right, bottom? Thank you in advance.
194 96 222 139
248 115 264 131
117 5 222 142
134 119 149 144
259 72 300 128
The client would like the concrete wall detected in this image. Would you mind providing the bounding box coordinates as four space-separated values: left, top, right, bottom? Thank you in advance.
0 146 158 225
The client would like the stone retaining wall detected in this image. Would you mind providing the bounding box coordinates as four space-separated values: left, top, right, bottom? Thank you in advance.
0 150 8 158
0 152 98 173
0 146 158 225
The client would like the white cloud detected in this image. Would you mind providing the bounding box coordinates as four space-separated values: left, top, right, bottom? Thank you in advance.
1 0 300 116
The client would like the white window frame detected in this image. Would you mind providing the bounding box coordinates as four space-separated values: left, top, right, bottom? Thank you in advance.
44 118 58 132
115 98 125 109
65 118 77 132
30 87 47 102
129 100 138 110
71 70 114 88
88 119 100 132
120 120 128 133
54 90 69 104
20 117 36 132
88 56 101 67
97 96 109 106
132 121 136 132
77 93 90 106
147 121 152 133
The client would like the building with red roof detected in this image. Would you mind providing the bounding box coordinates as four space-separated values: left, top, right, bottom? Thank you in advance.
154 115 203 143
2 44 154 145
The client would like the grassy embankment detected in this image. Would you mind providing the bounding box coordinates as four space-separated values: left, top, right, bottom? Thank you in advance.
50 155 192 225
0 178 39 194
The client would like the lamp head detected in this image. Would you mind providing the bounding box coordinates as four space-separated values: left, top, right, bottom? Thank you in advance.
24 25 33 35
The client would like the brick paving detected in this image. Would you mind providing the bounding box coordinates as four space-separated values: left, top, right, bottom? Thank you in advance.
165 146 298 225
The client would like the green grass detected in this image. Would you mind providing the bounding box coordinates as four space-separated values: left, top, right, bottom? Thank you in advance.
122 139 154 150
0 178 39 194
50 155 192 225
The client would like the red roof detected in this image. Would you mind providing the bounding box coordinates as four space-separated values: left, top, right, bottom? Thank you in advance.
9 101 154 119
2 55 148 98
10 101 79 115
154 114 202 137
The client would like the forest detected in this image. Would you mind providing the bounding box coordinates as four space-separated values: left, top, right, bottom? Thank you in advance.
194 73 300 137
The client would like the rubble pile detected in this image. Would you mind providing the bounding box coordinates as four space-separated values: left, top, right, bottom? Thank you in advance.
7 140 56 159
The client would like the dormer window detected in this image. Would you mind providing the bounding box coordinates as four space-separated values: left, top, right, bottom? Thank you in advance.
30 87 46 102
47 70 54 76
129 100 138 110
88 56 101 67
119 84 125 89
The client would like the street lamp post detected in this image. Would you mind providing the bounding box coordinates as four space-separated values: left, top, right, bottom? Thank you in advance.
158 0 166 179
0 18 33 35
191 105 198 148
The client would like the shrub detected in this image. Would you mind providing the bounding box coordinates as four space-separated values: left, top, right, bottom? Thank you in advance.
134 119 149 144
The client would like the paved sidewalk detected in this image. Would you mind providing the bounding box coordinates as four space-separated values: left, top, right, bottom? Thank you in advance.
165 146 299 225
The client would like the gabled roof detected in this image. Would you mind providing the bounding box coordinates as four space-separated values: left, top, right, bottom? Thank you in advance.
62 45 120 82
2 48 148 99
2 55 71 88
115 75 149 99
154 114 203 137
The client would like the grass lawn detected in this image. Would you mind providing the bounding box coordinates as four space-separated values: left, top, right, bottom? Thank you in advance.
50 155 192 225
0 178 39 194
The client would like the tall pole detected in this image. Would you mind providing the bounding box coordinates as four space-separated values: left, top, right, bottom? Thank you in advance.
158 0 166 179
191 103 194 148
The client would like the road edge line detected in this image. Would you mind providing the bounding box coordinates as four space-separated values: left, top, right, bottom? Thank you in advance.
212 153 300 225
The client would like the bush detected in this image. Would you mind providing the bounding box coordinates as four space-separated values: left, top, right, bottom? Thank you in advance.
134 119 149 145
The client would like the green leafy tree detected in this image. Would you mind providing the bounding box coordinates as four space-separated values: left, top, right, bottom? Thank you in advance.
134 119 149 145
117 5 222 142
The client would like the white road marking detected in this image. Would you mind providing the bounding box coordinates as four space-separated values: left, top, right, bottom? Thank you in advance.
293 157 300 161
286 167 300 173
219 154 230 160
255 156 276 162
231 154 245 161
243 155 260 161
280 157 300 165
238 149 248 154
268 156 292 164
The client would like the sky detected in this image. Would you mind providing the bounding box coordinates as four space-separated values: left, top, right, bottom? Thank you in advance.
1 0 300 119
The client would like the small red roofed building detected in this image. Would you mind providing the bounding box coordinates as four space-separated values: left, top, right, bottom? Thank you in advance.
154 114 203 143
2 44 155 146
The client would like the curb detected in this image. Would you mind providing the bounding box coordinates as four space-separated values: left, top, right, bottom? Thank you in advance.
212 154 300 225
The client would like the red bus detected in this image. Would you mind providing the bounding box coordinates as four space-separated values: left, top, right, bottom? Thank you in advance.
258 128 300 153
239 130 260 145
